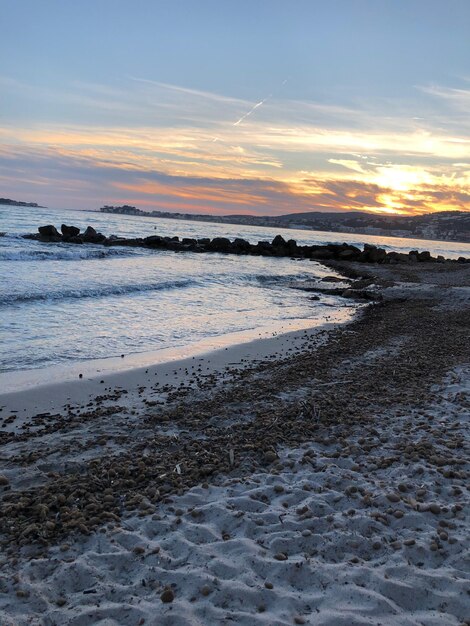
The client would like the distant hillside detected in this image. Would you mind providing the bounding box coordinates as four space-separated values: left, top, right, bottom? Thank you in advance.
0 197 44 208
100 205 470 244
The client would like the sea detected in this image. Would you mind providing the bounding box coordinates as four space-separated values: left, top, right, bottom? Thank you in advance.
1 204 469 387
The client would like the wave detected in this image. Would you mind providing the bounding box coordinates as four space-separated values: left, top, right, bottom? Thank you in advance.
0 246 149 262
252 272 317 285
0 279 197 306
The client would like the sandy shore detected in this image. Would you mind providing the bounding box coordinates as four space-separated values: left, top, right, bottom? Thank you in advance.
0 261 468 625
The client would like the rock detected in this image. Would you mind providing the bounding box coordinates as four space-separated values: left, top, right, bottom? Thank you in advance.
286 239 298 253
321 276 345 283
429 503 441 515
253 241 274 255
309 248 335 260
263 451 278 464
208 237 232 252
38 225 61 239
160 587 174 603
387 251 410 264
0 475 9 486
274 552 288 561
145 235 165 247
418 250 432 262
338 248 359 260
365 247 387 263
61 224 80 237
232 238 251 253
272 234 287 247
82 226 106 243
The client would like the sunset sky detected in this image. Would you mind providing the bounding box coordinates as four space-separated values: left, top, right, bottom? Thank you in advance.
1 0 469 216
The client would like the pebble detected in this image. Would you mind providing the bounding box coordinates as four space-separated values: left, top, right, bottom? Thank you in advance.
200 585 212 596
0 475 9 486
264 451 278 463
386 493 400 503
274 552 288 561
160 588 174 603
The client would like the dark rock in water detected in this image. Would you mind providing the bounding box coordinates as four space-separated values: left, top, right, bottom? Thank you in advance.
208 237 232 252
197 238 211 245
61 224 80 237
82 226 106 243
144 235 165 247
418 250 432 262
409 251 419 263
182 238 197 246
105 237 144 247
338 248 359 260
232 238 251 253
321 276 345 283
309 248 334 260
252 241 273 255
365 247 387 263
387 251 409 264
286 239 298 254
38 225 61 239
272 234 287 247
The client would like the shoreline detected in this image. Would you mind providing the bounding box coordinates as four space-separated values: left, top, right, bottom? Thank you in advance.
0 260 468 625
0 310 357 417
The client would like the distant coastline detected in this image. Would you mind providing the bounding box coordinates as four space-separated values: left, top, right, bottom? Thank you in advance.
99 205 470 244
0 198 45 208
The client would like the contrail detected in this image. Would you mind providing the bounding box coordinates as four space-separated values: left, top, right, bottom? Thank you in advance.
232 78 288 127
233 96 271 126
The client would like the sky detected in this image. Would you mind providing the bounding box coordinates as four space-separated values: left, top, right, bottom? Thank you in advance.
0 0 469 216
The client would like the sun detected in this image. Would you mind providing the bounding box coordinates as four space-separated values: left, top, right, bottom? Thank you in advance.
373 165 433 193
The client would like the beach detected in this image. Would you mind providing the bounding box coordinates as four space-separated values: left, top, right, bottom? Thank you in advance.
0 259 468 625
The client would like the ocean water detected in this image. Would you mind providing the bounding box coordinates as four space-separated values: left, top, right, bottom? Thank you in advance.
1 205 469 378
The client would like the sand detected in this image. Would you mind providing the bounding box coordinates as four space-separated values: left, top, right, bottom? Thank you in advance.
0 261 468 625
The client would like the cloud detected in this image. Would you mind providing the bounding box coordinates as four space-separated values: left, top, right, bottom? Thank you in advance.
0 76 469 215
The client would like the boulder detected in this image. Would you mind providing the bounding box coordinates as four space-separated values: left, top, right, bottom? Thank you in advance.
38 225 61 239
253 241 273 255
286 239 298 254
272 234 287 247
208 237 232 252
418 250 432 262
309 247 334 260
145 235 165 247
387 251 409 264
232 238 251 253
338 248 360 260
366 247 387 263
61 224 80 237
83 226 106 243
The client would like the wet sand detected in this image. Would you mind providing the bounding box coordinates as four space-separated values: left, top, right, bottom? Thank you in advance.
0 261 468 625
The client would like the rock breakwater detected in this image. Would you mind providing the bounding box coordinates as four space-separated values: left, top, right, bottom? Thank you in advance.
24 224 469 264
